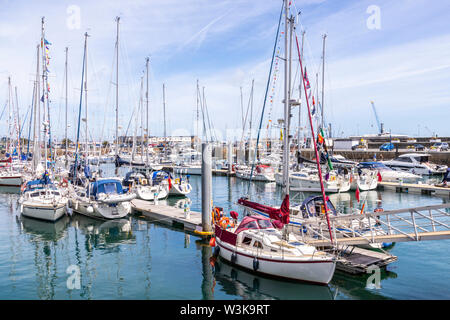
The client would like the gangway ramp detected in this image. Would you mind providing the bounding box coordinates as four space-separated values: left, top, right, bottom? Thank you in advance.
302 203 450 247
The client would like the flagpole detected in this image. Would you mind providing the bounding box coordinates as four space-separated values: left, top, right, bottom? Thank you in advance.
65 47 68 167
321 34 326 129
295 32 334 244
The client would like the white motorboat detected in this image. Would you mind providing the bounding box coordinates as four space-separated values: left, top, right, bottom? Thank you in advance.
235 165 275 182
213 206 336 285
122 171 169 201
0 170 23 187
168 176 192 197
19 178 67 222
284 168 351 193
358 162 421 182
381 153 447 175
350 168 378 191
69 178 135 220
173 162 202 175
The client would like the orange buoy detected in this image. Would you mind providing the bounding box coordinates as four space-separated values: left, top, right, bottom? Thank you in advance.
209 237 216 247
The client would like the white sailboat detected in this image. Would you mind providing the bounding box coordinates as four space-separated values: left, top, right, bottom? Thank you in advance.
213 1 336 285
19 20 67 222
70 178 134 219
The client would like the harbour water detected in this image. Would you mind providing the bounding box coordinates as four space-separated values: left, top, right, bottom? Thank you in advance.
0 164 448 300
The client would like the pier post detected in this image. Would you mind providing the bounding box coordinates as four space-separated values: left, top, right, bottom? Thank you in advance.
202 143 212 233
227 141 232 176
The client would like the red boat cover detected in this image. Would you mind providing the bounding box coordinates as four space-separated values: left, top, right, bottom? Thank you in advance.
235 215 270 234
238 195 290 225
215 223 237 246
0 157 12 163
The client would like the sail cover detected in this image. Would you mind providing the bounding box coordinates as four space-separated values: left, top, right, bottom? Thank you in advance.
238 195 290 224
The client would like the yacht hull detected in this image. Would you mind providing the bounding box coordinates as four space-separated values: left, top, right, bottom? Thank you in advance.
216 239 336 285
71 200 131 220
0 176 22 187
22 203 66 222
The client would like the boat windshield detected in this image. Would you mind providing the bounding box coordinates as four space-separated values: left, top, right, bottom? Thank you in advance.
414 156 429 163
100 182 119 194
245 221 259 230
257 219 274 229
361 162 390 170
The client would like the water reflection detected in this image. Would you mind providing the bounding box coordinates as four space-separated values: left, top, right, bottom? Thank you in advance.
212 257 334 300
330 270 398 300
0 186 21 194
70 214 135 250
19 215 70 241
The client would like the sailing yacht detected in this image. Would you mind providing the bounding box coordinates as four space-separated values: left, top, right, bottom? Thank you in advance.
19 172 68 221
236 164 275 182
214 202 336 285
214 1 337 285
122 170 168 201
279 167 351 193
350 168 378 191
69 178 135 219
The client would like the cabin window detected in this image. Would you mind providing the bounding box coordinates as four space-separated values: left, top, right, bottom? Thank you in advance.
100 182 118 194
242 237 252 245
253 241 263 249
257 219 273 229
246 221 259 230
396 157 411 163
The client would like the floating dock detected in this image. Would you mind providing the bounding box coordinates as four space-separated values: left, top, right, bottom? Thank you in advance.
131 199 209 237
334 246 398 274
378 181 450 198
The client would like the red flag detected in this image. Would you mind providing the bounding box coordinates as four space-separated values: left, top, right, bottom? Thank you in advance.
355 187 360 203
168 178 172 190
377 171 382 182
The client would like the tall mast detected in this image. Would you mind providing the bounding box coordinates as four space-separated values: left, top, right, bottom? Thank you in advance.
84 35 88 158
65 47 68 165
7 77 11 158
297 30 305 167
282 0 291 198
74 32 88 181
115 16 120 158
145 57 149 165
196 79 199 152
33 44 40 171
162 83 167 157
240 86 244 129
15 86 21 157
40 17 48 171
140 75 144 162
321 34 326 129
249 79 254 163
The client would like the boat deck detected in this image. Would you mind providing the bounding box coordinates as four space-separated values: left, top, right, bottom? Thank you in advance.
378 181 450 197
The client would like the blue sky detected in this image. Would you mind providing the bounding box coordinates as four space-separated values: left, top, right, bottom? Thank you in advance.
0 0 449 142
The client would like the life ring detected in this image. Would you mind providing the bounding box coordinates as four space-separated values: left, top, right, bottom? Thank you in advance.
219 216 234 229
212 207 221 223
374 208 384 213
60 178 68 188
